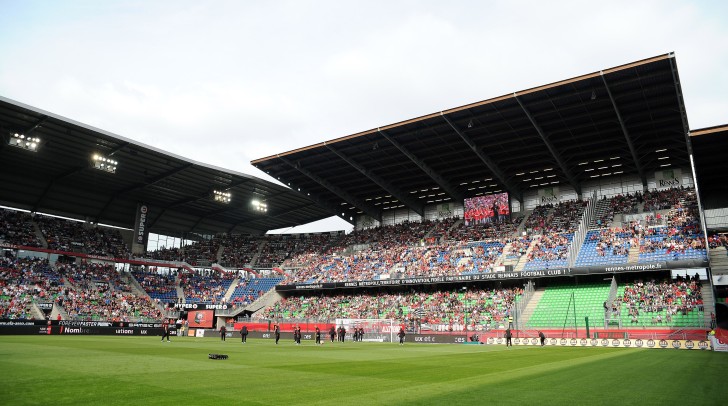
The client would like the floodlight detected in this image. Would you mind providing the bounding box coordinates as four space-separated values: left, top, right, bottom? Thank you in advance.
91 153 118 173
214 190 232 203
251 199 267 212
8 133 41 152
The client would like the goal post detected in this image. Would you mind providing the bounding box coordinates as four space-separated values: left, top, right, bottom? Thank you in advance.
335 318 397 343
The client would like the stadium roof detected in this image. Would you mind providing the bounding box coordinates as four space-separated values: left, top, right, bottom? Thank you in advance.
252 53 692 222
690 125 728 211
0 96 334 235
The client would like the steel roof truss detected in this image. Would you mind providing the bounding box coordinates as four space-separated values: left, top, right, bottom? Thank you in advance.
277 155 378 222
377 128 464 202
441 113 523 202
514 95 581 195
323 144 424 216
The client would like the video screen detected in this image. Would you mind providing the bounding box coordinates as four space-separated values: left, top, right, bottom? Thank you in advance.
187 310 214 328
463 192 510 226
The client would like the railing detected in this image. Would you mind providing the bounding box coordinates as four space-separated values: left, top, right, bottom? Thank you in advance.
513 281 535 330
568 190 597 267
604 277 621 328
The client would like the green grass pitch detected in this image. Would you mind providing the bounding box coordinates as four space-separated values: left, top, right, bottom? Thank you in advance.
1 335 726 405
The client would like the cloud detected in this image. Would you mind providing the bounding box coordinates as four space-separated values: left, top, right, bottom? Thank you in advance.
1 0 727 232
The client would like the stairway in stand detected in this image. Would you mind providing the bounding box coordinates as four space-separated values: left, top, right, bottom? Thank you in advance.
514 235 541 272
519 288 545 327
627 245 640 264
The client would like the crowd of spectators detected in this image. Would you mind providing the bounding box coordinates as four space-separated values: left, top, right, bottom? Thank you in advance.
642 187 692 212
708 233 728 249
256 235 298 268
504 235 532 260
179 269 236 304
36 216 130 258
229 277 283 306
219 234 258 268
56 286 163 322
131 269 178 301
588 228 635 257
526 233 571 264
638 189 705 256
524 200 587 234
0 257 62 319
146 238 220 266
54 261 163 321
444 216 521 242
595 193 641 227
619 276 703 325
0 209 43 247
256 286 523 330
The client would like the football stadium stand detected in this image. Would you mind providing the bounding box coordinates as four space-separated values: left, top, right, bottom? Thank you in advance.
1 54 727 342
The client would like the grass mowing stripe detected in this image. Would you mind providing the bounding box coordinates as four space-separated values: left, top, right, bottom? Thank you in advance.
1 336 726 405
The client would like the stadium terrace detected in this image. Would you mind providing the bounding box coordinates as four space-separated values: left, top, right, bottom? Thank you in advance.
0 53 727 350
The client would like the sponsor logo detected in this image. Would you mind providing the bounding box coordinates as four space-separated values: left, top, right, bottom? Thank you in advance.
570 338 577 346
296 284 324 289
0 321 35 326
647 339 655 348
623 339 632 347
698 341 709 350
635 339 643 348
590 339 598 346
580 339 587 346
59 321 111 327
62 327 87 334
659 340 668 348
531 338 539 345
684 340 694 349
560 338 567 346
672 340 681 349
136 205 148 244
550 338 557 345
612 339 621 347
601 339 609 347
513 338 520 345
658 178 680 188
115 329 134 335
540 195 559 204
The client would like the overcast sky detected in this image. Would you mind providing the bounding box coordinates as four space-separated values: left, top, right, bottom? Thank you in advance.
1 0 726 234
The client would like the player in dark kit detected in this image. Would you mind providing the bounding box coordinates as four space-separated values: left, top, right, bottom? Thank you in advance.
294 325 301 345
274 324 280 344
329 326 336 343
505 328 512 347
315 326 321 345
353 327 359 342
240 325 248 343
398 327 405 345
161 319 171 342
538 331 546 346
358 327 364 342
220 325 227 341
